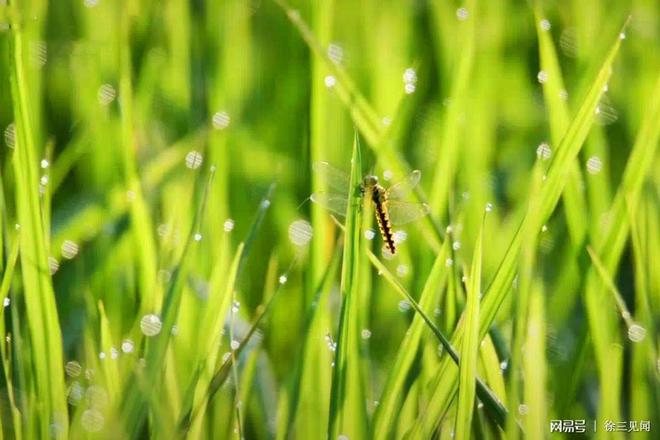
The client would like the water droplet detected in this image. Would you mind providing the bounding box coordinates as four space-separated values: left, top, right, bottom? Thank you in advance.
393 230 407 244
65 361 82 377
157 223 170 238
185 150 203 169
325 334 337 352
30 41 47 67
364 229 376 240
232 300 240 313
288 219 313 246
628 324 646 342
40 159 49 169
121 339 134 353
3 297 9 307
40 175 49 186
212 111 231 130
595 97 618 125
404 83 416 94
518 404 529 415
84 0 100 8
541 224 548 232
586 156 603 174
536 142 552 160
382 170 393 181
324 75 336 88
230 340 240 350
222 352 232 363
86 385 108 408
261 199 271 209
327 43 344 64
560 27 578 58
224 218 235 232
140 314 162 336
396 264 409 277
97 84 116 106
619 32 626 40
452 241 461 251
338 435 349 440
559 89 568 101
67 381 84 405
403 67 417 85
382 246 395 260
537 70 548 83
80 408 104 432
4 123 16 149
499 360 508 370
456 7 469 20
158 269 172 283
193 232 202 242
98 351 106 360
381 117 392 127
398 300 411 312
445 258 453 267
278 274 288 284
540 19 551 31
485 202 494 212
361 329 372 339
110 347 119 360
48 257 60 275
61 240 79 259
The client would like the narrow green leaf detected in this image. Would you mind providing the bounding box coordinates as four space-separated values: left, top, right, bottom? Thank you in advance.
455 215 483 440
373 241 450 439
414 20 628 436
328 134 367 440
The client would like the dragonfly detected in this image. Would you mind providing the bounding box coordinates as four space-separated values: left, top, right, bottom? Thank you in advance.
310 161 430 255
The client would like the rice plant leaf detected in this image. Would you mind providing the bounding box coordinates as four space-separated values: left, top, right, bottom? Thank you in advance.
454 215 483 440
534 6 588 246
367 251 509 432
119 166 216 436
328 134 368 440
10 24 69 439
413 20 629 436
372 241 450 439
523 283 547 439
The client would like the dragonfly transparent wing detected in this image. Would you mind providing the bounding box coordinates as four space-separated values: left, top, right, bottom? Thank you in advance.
312 161 350 193
387 200 430 226
310 191 348 217
387 170 421 201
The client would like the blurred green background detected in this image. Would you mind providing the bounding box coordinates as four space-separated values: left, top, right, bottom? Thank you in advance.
0 0 658 438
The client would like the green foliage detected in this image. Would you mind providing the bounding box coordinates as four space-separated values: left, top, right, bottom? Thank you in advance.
0 0 658 439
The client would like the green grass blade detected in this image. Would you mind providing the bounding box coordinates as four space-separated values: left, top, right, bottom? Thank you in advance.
367 250 508 431
414 19 629 436
534 6 588 247
522 282 547 439
454 213 483 440
328 134 367 439
9 21 69 439
372 241 450 438
0 235 22 440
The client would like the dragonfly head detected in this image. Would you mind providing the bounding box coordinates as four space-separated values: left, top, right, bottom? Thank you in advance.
362 175 379 189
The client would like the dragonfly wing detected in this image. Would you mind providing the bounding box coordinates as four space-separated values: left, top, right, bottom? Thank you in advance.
310 191 348 217
387 200 430 226
312 161 350 194
387 170 421 200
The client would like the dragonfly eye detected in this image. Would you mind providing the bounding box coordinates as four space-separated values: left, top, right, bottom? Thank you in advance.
363 175 378 187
